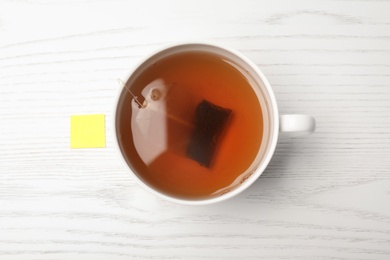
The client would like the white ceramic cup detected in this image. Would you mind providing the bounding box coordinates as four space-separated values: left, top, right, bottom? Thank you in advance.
114 42 315 205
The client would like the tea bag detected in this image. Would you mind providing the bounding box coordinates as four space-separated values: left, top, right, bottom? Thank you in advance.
130 79 232 168
186 100 232 167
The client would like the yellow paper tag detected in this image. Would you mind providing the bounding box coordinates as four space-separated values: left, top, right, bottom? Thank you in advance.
70 114 106 148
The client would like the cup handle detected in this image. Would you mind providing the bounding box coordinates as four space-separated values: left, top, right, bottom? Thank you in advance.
279 114 316 137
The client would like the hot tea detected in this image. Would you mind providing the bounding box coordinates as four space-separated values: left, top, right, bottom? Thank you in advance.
116 50 263 199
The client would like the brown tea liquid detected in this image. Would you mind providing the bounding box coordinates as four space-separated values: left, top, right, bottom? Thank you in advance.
117 51 263 199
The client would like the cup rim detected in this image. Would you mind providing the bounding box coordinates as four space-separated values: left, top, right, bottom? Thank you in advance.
113 41 279 205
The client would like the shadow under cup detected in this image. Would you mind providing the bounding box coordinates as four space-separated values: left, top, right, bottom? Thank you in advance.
114 43 278 204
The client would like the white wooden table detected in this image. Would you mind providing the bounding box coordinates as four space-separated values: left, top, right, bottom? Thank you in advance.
1 0 390 259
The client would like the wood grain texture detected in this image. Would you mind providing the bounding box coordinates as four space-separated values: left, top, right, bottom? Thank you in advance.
1 0 390 259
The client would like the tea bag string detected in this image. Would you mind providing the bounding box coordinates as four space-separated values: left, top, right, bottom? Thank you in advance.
117 79 146 108
117 78 192 128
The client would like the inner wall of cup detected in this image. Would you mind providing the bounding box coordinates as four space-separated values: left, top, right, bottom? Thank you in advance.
115 43 276 200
